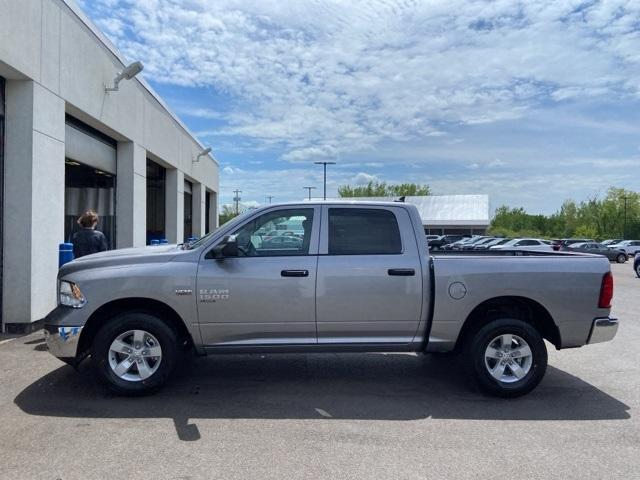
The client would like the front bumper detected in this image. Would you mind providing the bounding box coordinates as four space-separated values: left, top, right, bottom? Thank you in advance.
44 325 83 359
587 317 619 344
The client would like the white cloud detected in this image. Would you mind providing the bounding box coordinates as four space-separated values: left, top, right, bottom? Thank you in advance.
85 0 640 163
487 158 506 168
176 106 223 120
352 172 379 185
222 165 244 175
281 145 338 162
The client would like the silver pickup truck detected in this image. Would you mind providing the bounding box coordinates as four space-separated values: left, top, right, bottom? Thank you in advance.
45 201 618 397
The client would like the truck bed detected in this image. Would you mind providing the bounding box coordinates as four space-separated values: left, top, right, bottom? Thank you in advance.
426 250 611 352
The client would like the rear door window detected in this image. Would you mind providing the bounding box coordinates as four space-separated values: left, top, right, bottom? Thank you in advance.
328 208 402 255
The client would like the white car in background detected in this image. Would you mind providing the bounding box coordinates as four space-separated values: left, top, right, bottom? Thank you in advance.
608 240 640 256
489 238 554 252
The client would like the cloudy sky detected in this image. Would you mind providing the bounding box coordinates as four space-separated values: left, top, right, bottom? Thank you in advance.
81 0 640 214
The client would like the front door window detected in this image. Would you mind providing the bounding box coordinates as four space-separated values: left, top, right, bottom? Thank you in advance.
229 208 314 257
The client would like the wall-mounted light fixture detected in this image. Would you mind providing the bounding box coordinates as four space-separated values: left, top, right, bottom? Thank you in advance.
193 147 212 163
105 61 144 92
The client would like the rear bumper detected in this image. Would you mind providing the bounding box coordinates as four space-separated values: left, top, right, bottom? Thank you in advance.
587 317 618 344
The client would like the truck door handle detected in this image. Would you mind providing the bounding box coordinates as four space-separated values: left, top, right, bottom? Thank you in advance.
281 269 309 277
388 268 415 276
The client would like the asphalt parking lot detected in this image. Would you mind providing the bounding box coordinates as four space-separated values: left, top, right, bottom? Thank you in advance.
0 263 637 480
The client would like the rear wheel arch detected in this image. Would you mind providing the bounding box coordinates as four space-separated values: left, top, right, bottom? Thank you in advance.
454 296 561 352
77 298 193 359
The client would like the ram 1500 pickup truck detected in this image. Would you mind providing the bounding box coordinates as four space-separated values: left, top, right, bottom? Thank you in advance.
45 201 618 397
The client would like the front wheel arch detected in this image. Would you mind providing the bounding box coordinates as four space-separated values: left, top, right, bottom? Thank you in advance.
77 298 193 362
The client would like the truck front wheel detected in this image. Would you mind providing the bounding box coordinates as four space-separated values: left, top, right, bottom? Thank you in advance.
467 318 547 398
92 312 180 396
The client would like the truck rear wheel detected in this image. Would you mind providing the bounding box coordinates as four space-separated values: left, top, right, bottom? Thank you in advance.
466 318 547 398
92 312 179 396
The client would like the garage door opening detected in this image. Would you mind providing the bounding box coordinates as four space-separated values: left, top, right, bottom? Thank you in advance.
146 159 166 244
65 160 116 249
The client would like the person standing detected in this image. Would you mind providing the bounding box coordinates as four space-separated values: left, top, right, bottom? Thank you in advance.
71 210 108 258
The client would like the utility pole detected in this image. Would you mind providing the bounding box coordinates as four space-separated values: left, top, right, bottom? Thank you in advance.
303 186 316 201
314 161 336 200
265 195 274 204
233 189 242 215
623 195 628 239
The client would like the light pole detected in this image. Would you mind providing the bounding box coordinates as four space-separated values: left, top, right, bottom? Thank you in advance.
314 161 336 200
233 189 242 215
623 195 628 239
265 195 274 204
303 186 316 201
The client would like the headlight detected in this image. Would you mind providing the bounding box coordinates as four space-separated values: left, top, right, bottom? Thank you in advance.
59 280 86 308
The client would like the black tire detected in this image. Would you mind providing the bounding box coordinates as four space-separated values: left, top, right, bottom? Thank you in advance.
616 254 627 264
465 318 547 398
635 263 640 278
92 312 180 396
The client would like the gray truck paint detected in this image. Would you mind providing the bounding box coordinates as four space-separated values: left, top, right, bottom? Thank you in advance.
44 201 616 361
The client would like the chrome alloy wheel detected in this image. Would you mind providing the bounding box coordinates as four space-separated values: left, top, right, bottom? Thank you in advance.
108 330 162 382
484 334 533 384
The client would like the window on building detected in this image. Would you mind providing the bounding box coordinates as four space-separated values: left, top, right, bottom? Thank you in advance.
328 208 402 255
146 159 166 244
184 180 193 242
64 160 116 248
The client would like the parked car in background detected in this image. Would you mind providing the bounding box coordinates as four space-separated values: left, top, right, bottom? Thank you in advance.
475 237 511 250
490 238 554 251
440 237 473 250
462 237 496 250
453 236 491 250
567 242 628 264
261 235 303 250
428 234 468 250
553 238 596 251
608 240 640 257
260 230 282 241
634 253 640 277
602 239 624 246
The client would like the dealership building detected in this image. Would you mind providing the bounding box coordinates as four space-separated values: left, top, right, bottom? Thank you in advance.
0 0 219 332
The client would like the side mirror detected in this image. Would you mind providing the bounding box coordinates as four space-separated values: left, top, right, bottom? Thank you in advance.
212 235 238 259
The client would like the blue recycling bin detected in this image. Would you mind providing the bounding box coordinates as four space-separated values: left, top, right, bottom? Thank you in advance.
150 239 160 246
59 243 74 268
160 239 168 244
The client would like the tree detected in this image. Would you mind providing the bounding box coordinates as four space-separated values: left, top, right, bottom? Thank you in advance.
338 181 430 197
488 187 640 240
219 205 239 225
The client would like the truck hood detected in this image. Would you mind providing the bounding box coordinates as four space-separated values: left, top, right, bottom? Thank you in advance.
59 245 181 277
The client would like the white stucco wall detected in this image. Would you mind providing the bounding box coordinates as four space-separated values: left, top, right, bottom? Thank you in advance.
0 0 219 328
